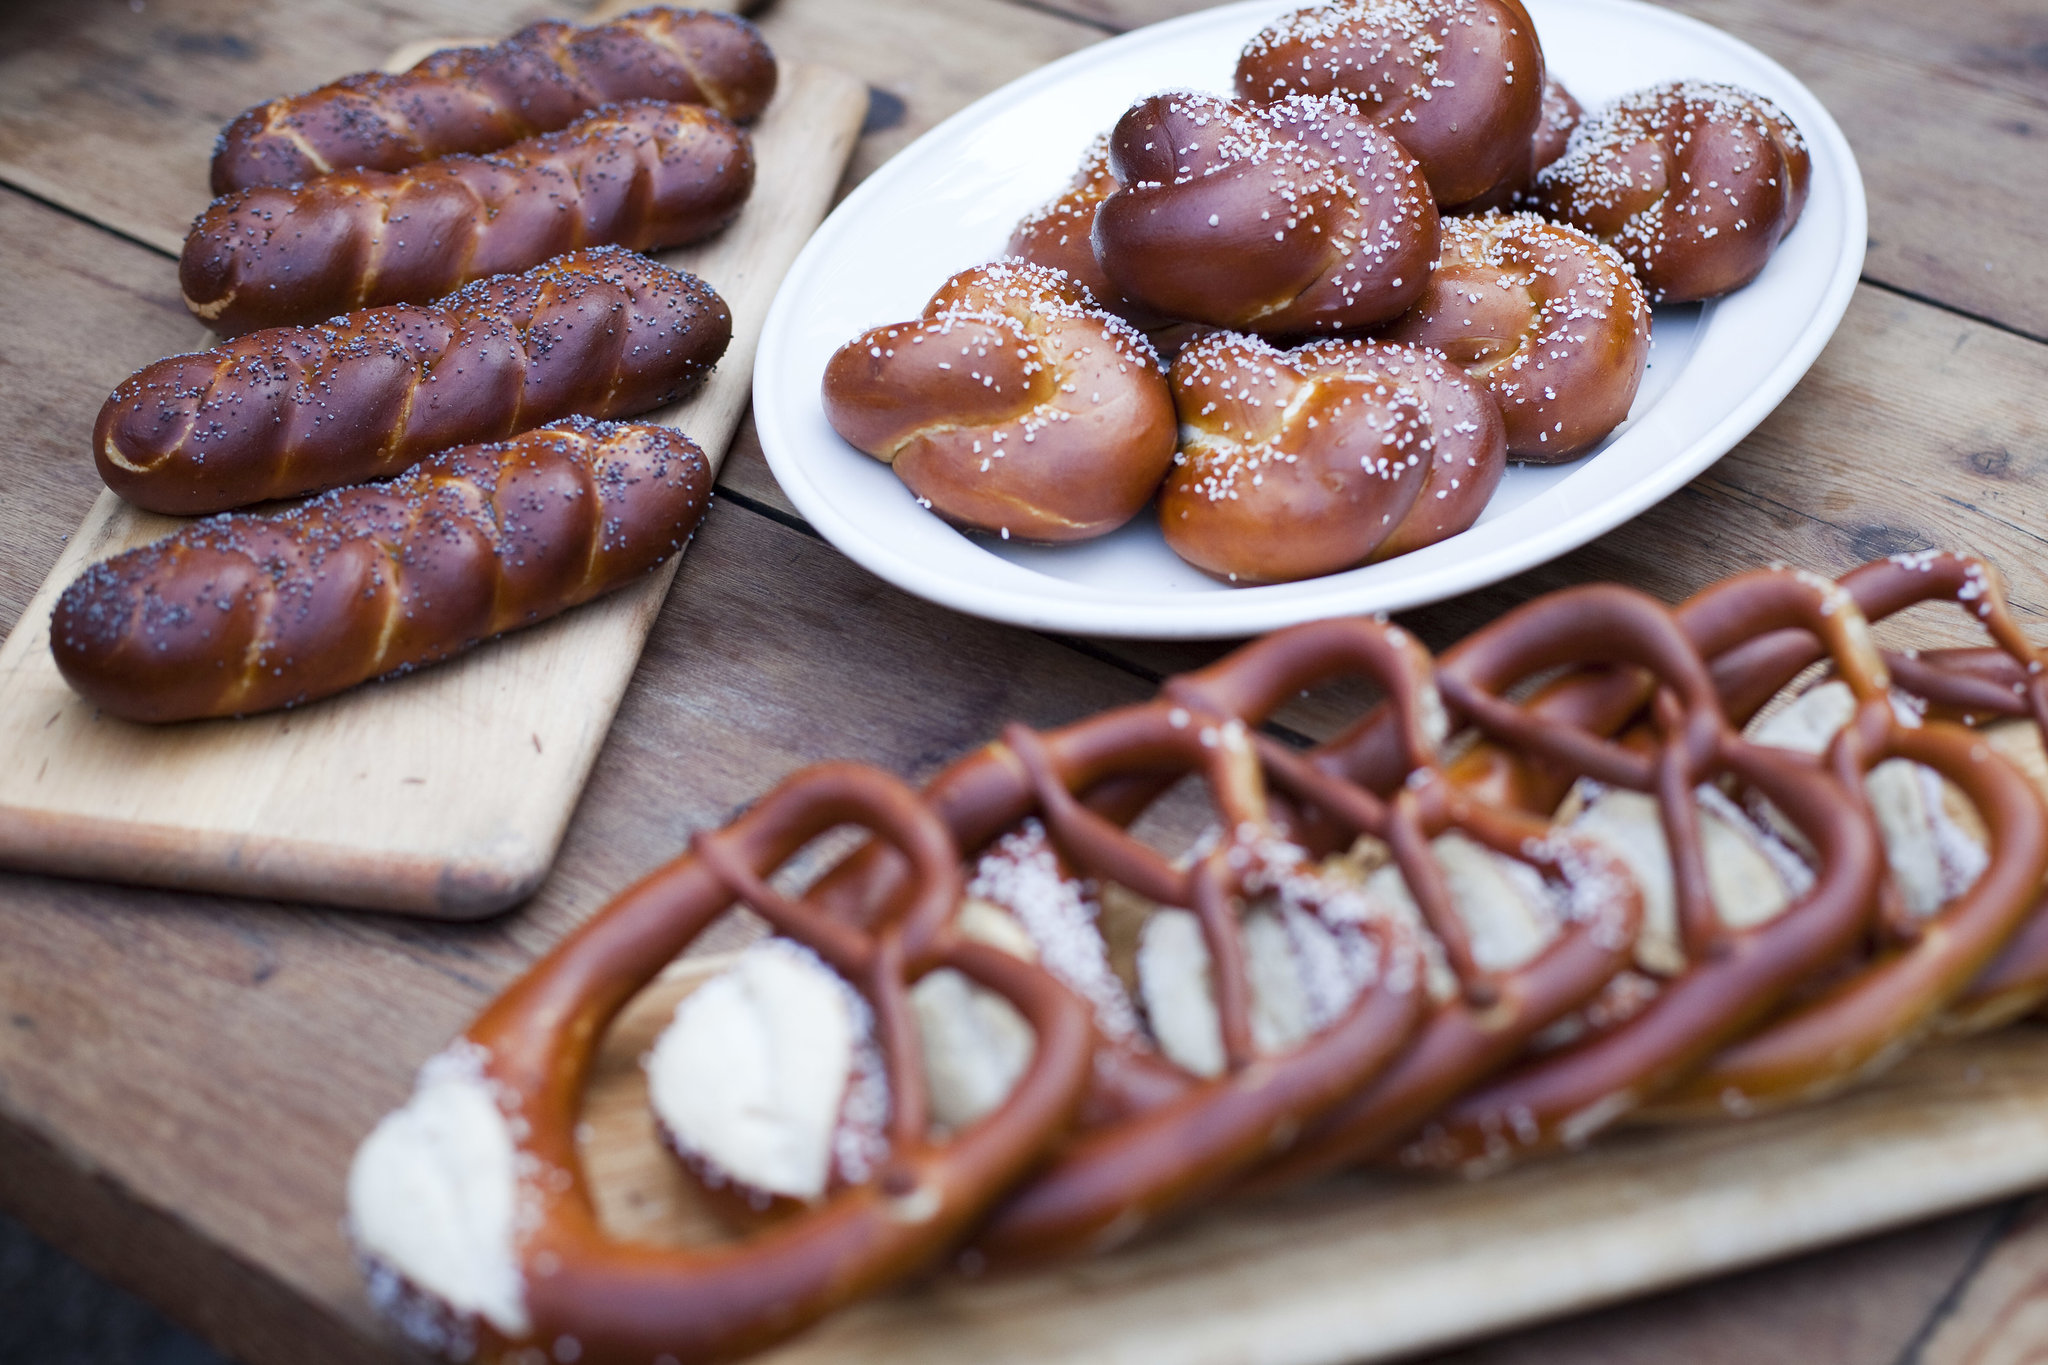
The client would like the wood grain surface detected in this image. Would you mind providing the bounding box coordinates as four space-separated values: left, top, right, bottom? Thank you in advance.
0 0 2045 1363
0 61 868 916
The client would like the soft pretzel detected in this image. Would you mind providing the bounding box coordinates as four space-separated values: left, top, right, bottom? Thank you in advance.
799 617 1642 1262
53 419 711 724
348 763 1095 1365
184 101 753 335
211 7 776 194
820 260 1176 542
1376 212 1648 460
1149 622 1646 1190
1620 568 2048 1117
97 246 729 515
1346 584 1883 1171
1161 332 1506 583
1092 91 1438 336
1235 0 1546 211
1529 80 1811 303
1004 134 1160 327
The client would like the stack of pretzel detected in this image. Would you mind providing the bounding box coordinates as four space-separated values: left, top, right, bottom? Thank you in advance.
52 9 783 723
822 0 1813 583
348 547 2048 1365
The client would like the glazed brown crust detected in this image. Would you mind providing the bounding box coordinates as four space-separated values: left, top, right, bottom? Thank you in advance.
98 246 730 515
1376 212 1648 460
210 7 777 194
449 762 1096 1365
1161 332 1505 583
1530 80 1812 303
184 102 753 335
1093 91 1437 336
821 260 1176 542
52 418 712 724
1005 133 1159 326
1235 0 1547 211
1533 77 1584 174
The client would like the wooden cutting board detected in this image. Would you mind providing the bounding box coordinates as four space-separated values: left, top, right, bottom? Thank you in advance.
0 59 868 917
573 954 2048 1365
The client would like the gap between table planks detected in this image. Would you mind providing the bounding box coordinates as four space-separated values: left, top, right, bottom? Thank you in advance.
0 59 868 917
547 953 2048 1365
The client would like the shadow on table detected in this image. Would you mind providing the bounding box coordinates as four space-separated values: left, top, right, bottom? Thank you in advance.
1 1209 229 1365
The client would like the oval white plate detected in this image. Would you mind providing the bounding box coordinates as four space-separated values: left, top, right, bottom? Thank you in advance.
754 0 1865 640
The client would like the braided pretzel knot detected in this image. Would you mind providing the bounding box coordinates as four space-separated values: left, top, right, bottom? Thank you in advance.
346 763 1094 1365
1698 554 2048 1039
1163 622 1646 1189
1343 585 1883 1172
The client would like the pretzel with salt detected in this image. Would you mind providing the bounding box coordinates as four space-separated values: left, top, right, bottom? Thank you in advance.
346 763 1095 1365
1342 584 1882 1171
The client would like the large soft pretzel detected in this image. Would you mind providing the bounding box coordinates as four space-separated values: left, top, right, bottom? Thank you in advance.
1235 0 1547 211
1375 212 1648 461
804 617 1640 1262
821 260 1176 542
1161 332 1505 582
1092 91 1438 336
98 246 729 515
1622 567 2048 1117
184 101 753 335
211 7 776 194
54 419 712 724
1361 585 1882 1170
1159 621 1646 1189
348 763 1095 1365
1529 80 1811 303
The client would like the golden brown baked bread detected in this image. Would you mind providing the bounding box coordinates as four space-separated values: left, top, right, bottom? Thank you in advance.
1236 0 1548 211
1004 133 1159 326
97 246 729 516
1092 91 1438 336
1533 77 1584 173
211 7 776 193
53 419 711 724
820 260 1176 543
1529 80 1811 303
1376 212 1649 460
1161 332 1505 582
184 101 753 335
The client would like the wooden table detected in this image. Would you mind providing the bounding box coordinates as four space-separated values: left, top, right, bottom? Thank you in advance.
1 0 2044 1362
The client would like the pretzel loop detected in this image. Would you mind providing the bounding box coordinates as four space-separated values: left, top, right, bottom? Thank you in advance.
351 763 1096 1365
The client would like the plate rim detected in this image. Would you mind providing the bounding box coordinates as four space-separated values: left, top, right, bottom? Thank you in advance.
753 0 1868 640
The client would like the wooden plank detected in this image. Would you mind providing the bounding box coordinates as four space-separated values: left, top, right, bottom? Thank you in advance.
0 62 868 916
1417 1207 2001 1365
998 0 2048 339
0 0 758 259
1914 1195 2048 1365
752 0 1106 193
